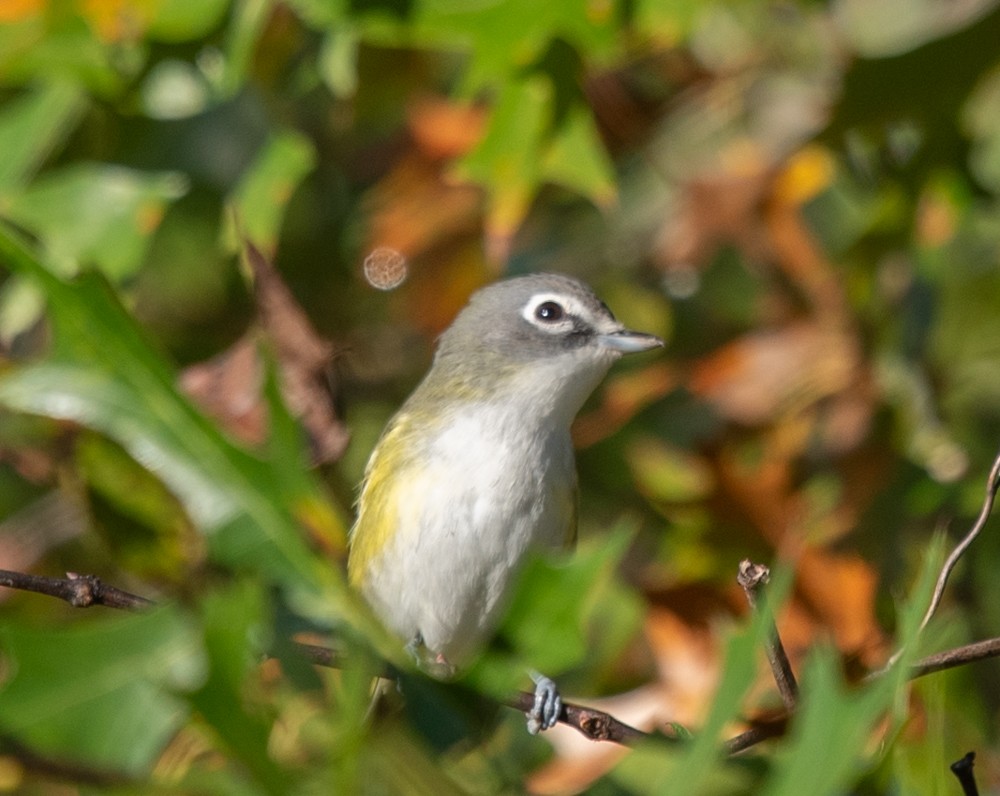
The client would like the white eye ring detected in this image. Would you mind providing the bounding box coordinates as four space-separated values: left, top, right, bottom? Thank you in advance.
522 293 586 331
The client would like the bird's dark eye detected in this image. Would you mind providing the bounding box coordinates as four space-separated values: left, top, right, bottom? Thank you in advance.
535 301 564 322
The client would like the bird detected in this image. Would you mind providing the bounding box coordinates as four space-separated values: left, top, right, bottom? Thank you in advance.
348 272 663 733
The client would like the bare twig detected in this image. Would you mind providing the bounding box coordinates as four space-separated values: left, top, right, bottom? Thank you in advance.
910 638 1000 680
878 448 1000 675
0 569 153 610
723 716 788 755
950 751 979 796
738 559 798 711
919 449 1000 634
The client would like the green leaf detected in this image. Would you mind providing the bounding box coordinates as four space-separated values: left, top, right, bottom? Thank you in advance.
0 607 203 775
497 526 639 672
761 651 895 796
0 226 344 599
219 0 274 97
3 163 188 279
0 82 86 194
610 602 775 795
453 75 548 236
454 71 615 236
540 97 616 207
77 432 199 582
0 15 128 95
319 27 359 98
186 581 291 795
227 130 317 253
341 0 620 93
148 0 232 42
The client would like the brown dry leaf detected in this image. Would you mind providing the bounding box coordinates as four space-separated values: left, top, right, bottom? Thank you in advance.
360 98 495 333
363 97 485 268
407 95 486 161
690 321 873 460
574 362 678 449
794 547 888 667
690 322 859 427
181 337 269 447
181 241 349 465
398 240 495 337
715 424 879 552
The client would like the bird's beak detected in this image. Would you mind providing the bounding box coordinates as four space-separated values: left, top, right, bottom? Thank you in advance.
597 329 664 353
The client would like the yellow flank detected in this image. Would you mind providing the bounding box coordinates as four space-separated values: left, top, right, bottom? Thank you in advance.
348 418 410 587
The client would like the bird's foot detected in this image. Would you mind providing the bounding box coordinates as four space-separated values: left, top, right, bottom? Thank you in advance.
526 671 562 734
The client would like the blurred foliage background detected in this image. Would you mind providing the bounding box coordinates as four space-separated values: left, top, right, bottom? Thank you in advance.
2 0 1000 793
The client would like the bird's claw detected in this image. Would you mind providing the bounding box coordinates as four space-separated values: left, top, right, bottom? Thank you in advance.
526 671 561 734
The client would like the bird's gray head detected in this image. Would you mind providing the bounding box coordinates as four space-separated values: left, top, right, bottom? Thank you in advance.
426 274 662 417
438 273 662 361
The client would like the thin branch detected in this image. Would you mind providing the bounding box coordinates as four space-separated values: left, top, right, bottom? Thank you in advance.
910 637 1000 680
0 569 153 610
876 448 1000 675
737 559 798 711
723 716 788 755
294 640 344 669
920 448 1000 634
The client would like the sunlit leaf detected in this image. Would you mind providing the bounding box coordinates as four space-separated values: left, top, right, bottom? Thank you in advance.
453 75 548 237
540 97 616 207
227 130 317 253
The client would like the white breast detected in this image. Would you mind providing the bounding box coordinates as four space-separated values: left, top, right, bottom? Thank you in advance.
362 401 576 663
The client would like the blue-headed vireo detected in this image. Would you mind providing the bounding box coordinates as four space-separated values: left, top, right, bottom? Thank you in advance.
348 273 663 733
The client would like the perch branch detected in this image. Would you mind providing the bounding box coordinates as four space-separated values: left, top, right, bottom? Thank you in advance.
11 554 1000 757
0 570 646 745
919 448 1000 634
505 691 648 745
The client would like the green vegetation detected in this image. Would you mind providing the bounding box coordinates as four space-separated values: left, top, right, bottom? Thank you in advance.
2 1 1000 793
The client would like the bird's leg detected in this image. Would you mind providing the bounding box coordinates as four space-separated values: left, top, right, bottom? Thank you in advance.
404 630 426 665
526 671 562 734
